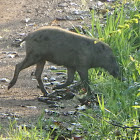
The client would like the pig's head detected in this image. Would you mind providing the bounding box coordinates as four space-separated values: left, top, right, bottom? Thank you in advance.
104 54 120 78
95 42 120 79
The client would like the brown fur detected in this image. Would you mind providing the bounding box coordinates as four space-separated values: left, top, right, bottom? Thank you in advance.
8 26 120 96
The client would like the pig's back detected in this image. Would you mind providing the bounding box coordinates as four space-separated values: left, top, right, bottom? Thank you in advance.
25 27 95 67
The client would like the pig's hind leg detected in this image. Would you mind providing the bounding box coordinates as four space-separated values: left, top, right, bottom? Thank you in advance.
53 67 76 90
35 61 48 96
8 55 41 90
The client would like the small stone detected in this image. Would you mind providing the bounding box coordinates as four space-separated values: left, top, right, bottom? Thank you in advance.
50 124 59 130
7 52 19 58
15 38 22 42
7 54 19 58
67 126 75 131
44 109 49 113
65 16 82 21
45 109 60 116
55 96 63 100
49 77 56 82
43 77 48 82
70 3 78 6
46 100 56 105
58 2 69 7
56 72 66 75
50 66 57 70
2 52 6 54
76 105 87 111
38 96 49 102
27 23 36 26
26 106 37 109
48 104 60 108
72 10 83 15
44 82 52 86
19 33 26 36
63 111 76 116
71 123 82 127
7 52 17 54
0 78 10 83
0 36 3 40
25 18 30 23
17 124 33 129
51 81 61 86
73 135 83 140
97 1 104 6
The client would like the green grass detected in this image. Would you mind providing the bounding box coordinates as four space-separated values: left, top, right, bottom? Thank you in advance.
1 0 140 139
79 0 140 139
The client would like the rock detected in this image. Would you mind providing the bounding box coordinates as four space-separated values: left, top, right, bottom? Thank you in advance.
55 96 63 100
0 36 3 40
43 82 52 86
2 52 6 54
107 0 117 2
49 77 56 82
76 105 87 111
48 104 60 108
71 10 89 15
0 112 20 118
15 38 22 42
73 135 83 140
56 16 82 21
58 2 69 7
56 72 66 75
7 52 19 58
19 33 26 36
65 16 82 21
0 78 10 83
67 126 75 131
26 106 37 109
38 96 51 102
51 81 61 86
43 77 48 82
71 123 82 127
17 124 34 130
70 2 78 6
26 23 36 26
63 92 75 100
45 100 57 105
45 109 60 116
25 18 30 23
97 1 104 6
63 111 76 116
50 66 57 70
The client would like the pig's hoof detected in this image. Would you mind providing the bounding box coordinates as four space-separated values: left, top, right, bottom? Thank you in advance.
8 83 13 90
43 92 49 97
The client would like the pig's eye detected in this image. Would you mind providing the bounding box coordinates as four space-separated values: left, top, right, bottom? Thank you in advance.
112 70 118 77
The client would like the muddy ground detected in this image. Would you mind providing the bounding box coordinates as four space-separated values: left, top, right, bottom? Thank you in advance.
0 0 107 137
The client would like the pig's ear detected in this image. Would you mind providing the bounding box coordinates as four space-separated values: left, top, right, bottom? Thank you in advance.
96 44 106 53
101 44 106 50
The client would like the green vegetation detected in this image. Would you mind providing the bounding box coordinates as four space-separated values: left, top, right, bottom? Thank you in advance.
80 0 140 139
1 0 140 139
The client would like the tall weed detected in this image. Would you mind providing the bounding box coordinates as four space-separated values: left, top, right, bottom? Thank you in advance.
79 1 140 139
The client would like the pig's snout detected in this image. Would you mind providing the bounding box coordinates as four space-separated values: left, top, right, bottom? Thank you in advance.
110 68 120 78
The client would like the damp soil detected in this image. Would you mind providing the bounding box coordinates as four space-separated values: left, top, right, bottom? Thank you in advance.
0 0 104 136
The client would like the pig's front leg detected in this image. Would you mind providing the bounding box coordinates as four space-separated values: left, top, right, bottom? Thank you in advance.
77 67 91 95
53 67 76 90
